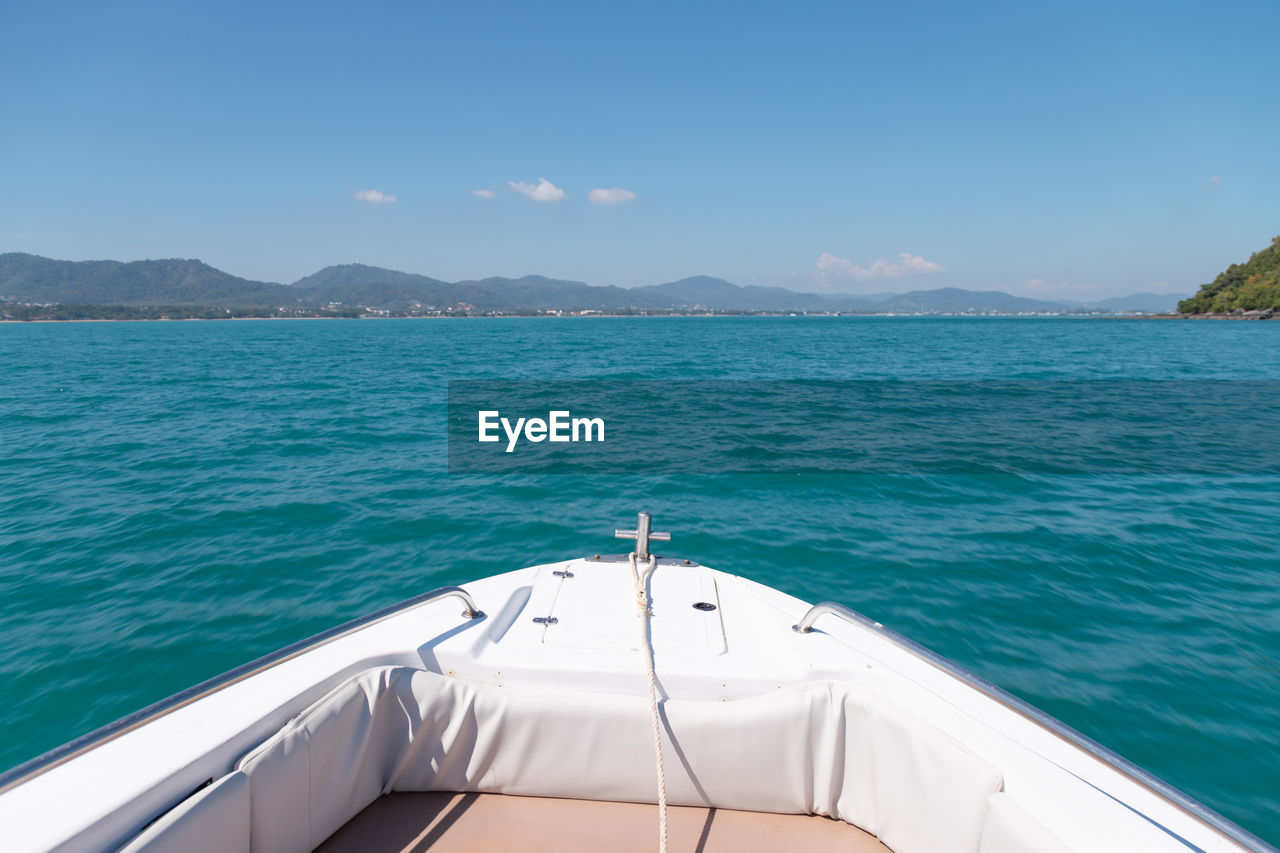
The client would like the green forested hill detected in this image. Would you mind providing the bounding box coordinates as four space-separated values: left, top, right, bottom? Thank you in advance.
1178 237 1280 313
0 253 296 306
290 264 456 309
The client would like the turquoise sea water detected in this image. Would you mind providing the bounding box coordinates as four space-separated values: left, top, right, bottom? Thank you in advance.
2 317 1279 842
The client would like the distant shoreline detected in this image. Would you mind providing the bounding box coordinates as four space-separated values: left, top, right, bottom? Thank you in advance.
6 312 1275 324
1155 310 1278 320
3 308 1277 324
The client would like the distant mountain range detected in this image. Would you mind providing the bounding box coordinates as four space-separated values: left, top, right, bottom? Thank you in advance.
0 253 1187 315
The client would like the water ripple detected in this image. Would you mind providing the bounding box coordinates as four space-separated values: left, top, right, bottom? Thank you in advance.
0 317 1278 841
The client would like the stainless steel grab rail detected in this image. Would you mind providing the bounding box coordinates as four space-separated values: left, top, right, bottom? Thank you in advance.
792 601 863 634
0 585 485 795
789 600 1276 852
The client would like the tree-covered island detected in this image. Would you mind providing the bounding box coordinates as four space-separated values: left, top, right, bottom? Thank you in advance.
1178 236 1280 315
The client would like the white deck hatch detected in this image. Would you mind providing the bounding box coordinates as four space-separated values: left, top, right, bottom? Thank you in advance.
541 559 727 656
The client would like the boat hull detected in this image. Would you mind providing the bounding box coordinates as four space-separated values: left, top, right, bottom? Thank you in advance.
0 558 1270 853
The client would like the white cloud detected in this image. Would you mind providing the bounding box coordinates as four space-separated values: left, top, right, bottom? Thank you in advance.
472 189 496 198
1210 175 1222 188
588 187 636 205
353 189 397 203
815 252 945 279
508 178 566 202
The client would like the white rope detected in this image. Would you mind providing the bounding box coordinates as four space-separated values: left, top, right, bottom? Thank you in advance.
630 551 668 853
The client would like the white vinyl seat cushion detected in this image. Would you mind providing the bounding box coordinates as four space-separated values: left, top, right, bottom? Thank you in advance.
119 666 1072 853
227 665 1004 853
117 770 249 853
978 792 1073 853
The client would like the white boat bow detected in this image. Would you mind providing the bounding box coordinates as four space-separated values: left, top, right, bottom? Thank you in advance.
0 514 1271 853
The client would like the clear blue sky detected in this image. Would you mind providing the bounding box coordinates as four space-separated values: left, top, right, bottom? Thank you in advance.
2 0 1276 298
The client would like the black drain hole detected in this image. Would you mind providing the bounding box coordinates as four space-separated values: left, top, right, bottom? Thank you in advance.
692 602 717 611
